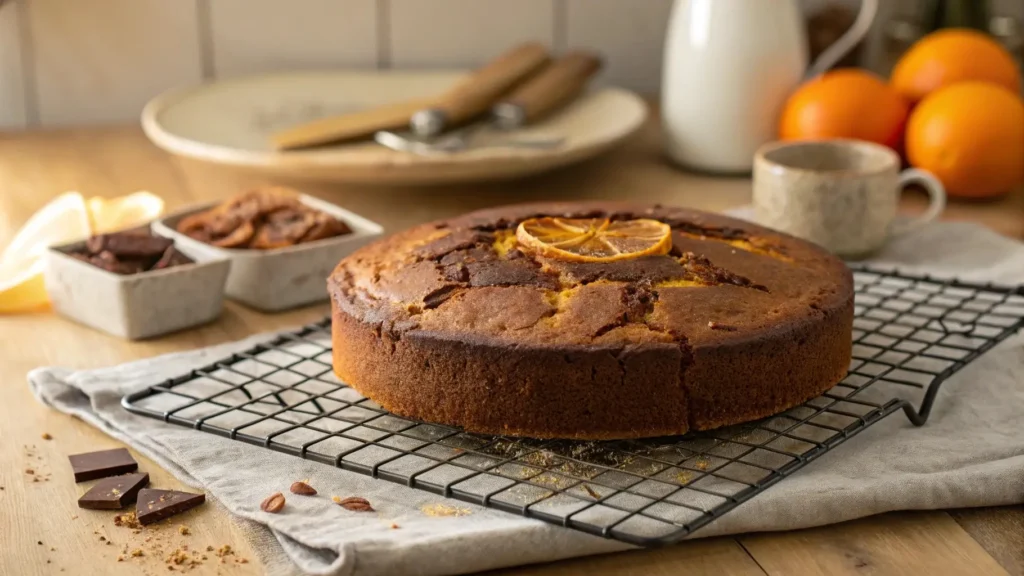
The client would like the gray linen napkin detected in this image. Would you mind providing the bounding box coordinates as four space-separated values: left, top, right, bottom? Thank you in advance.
29 220 1024 576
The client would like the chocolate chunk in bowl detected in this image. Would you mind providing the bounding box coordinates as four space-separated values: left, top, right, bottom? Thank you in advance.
45 229 230 340
329 201 853 440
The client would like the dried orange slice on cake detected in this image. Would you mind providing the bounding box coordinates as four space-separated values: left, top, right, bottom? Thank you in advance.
516 217 672 262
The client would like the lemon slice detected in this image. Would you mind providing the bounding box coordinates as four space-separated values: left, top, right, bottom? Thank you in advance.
516 217 672 262
87 191 165 234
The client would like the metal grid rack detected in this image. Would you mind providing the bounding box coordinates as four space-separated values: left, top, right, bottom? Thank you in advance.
123 266 1024 547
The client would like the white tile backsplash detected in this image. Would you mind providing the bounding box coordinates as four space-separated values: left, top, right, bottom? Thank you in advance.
5 0 1022 127
0 0 27 129
26 0 203 126
209 0 378 77
565 0 673 96
389 0 555 68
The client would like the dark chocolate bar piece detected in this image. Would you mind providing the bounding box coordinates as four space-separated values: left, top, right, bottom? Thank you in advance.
68 448 138 482
136 488 205 525
87 233 172 258
78 472 149 510
151 246 193 270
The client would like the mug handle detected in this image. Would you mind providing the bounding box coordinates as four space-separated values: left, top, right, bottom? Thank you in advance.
890 168 946 237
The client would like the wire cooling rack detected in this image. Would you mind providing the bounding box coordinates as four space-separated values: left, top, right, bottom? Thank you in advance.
123 266 1024 547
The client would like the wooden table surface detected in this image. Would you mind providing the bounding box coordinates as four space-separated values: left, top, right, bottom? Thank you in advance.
1 118 1022 576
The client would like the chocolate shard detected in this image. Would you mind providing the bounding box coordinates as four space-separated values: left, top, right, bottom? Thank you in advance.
89 251 149 275
151 246 194 270
87 233 172 258
136 488 205 525
423 285 462 309
78 473 149 510
414 230 493 261
465 259 559 290
69 448 139 482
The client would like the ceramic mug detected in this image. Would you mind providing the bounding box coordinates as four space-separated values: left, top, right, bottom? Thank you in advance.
753 139 946 258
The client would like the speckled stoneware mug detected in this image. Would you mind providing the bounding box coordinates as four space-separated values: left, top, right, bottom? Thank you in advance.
753 139 946 258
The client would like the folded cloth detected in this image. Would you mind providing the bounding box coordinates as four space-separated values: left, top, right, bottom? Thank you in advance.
29 220 1024 576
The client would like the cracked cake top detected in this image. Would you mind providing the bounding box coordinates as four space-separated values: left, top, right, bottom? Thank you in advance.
328 201 852 351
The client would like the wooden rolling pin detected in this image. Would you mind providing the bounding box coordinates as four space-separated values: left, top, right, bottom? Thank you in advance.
271 43 550 150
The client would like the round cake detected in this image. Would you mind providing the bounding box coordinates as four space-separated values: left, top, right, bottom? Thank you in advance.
329 202 853 440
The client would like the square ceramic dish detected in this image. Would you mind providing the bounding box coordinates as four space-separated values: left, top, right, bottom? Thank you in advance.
152 195 383 312
44 239 230 340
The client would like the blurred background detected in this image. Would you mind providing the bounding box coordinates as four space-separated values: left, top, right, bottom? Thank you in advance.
0 0 1020 130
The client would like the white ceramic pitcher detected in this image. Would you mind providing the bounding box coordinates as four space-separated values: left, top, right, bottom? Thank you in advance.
661 0 878 173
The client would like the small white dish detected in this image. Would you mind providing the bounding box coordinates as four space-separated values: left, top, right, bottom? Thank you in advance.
152 195 383 312
44 240 230 340
140 70 648 186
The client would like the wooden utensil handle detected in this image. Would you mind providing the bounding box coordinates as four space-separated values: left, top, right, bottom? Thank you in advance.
493 51 603 128
412 43 550 134
271 97 436 150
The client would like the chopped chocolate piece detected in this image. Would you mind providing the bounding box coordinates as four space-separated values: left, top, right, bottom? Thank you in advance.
680 252 767 292
414 230 493 261
136 489 205 525
554 255 687 284
423 285 462 309
438 247 497 266
91 251 149 275
668 220 748 240
69 448 138 482
78 473 149 510
87 233 172 258
151 246 193 270
441 263 469 283
466 260 558 289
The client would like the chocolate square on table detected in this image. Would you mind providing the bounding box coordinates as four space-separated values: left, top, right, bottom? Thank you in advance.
78 472 149 510
136 488 205 525
68 448 138 482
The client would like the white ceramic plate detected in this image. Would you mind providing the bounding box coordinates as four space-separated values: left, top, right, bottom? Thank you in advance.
141 70 648 186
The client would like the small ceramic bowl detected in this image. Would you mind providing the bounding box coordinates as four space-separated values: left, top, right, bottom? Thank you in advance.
44 239 231 340
152 195 383 312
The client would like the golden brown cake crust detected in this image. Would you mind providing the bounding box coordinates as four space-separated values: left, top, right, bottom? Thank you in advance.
329 201 854 439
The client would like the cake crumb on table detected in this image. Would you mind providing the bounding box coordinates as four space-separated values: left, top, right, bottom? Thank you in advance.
421 504 471 517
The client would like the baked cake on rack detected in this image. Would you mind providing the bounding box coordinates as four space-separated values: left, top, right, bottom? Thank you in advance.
328 202 853 440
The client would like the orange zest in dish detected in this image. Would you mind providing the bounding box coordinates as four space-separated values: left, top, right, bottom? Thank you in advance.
516 217 672 262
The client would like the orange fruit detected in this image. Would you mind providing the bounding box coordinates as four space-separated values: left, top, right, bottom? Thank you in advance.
516 217 672 262
779 69 909 149
906 82 1024 199
892 29 1022 104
